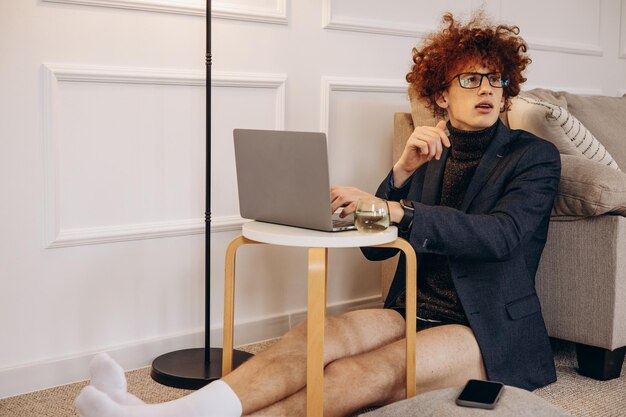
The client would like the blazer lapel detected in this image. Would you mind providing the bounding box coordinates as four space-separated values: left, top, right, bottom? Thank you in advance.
420 147 449 206
460 121 512 211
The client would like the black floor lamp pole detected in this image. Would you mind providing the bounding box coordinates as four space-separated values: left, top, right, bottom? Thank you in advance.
150 0 253 390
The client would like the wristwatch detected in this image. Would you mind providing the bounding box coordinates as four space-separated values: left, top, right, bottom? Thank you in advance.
398 199 415 232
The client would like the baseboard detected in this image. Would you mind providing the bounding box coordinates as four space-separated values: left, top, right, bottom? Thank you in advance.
0 295 382 399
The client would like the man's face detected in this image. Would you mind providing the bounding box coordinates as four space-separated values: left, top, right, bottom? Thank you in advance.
436 62 506 131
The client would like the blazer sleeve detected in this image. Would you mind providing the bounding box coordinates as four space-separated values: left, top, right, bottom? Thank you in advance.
408 141 561 261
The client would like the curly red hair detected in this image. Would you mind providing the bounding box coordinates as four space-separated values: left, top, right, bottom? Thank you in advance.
406 12 531 118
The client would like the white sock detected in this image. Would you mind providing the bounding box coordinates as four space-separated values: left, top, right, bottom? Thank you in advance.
75 379 243 417
88 353 144 405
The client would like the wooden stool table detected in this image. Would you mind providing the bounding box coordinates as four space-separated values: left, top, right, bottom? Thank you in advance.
222 221 417 417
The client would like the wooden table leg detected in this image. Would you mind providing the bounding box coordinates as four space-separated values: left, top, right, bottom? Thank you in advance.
307 247 328 417
401 240 417 398
222 236 263 376
374 238 417 398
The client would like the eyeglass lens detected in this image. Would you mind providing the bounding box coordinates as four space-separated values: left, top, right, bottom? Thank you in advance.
458 73 507 88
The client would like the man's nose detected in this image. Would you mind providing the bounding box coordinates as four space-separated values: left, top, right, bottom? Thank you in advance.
478 77 494 95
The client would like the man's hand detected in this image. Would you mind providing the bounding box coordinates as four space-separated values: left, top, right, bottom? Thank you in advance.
330 186 377 217
393 120 450 186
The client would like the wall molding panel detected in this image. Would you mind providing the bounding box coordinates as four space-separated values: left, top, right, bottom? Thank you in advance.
322 0 602 57
42 0 288 23
42 63 206 248
42 0 205 16
525 37 602 57
43 63 206 86
321 0 429 39
320 76 407 134
42 64 285 248
212 70 287 130
210 215 251 232
213 0 288 24
503 0 603 57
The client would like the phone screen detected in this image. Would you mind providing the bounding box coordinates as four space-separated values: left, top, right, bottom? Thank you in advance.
456 379 504 408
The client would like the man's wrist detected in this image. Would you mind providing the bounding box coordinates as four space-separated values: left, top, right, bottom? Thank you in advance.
392 163 415 189
388 201 404 224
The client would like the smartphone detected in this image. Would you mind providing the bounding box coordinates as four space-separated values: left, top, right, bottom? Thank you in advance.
455 379 504 409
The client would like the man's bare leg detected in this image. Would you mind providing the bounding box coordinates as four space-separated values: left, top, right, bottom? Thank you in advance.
75 308 406 417
223 308 406 414
249 323 487 417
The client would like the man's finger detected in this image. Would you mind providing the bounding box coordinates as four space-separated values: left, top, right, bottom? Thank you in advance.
435 120 451 148
435 139 443 160
415 140 429 155
330 194 343 212
340 202 357 217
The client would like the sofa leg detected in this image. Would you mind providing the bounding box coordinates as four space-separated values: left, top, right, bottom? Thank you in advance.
575 343 626 380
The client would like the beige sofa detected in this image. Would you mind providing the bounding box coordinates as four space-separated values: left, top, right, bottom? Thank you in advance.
387 89 626 380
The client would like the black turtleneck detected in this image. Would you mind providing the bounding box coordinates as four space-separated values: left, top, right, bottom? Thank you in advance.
395 120 499 324
440 121 497 209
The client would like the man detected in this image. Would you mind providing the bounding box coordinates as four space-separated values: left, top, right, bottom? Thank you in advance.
75 12 560 417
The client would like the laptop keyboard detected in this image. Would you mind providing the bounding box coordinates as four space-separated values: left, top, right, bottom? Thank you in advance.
332 218 354 228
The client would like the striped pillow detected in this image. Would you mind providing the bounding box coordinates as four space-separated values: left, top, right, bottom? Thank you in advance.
509 96 620 171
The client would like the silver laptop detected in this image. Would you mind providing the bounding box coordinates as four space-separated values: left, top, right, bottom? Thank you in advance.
233 129 355 232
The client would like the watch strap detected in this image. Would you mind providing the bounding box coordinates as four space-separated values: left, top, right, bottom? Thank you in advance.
399 199 414 231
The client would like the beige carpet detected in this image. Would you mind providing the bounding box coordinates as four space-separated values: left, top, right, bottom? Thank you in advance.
1 339 625 417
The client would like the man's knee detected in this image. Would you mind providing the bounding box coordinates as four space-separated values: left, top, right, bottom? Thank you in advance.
288 308 402 336
281 314 358 358
281 309 405 362
327 309 404 336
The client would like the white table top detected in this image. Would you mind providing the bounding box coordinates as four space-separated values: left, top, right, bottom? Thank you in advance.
242 221 398 248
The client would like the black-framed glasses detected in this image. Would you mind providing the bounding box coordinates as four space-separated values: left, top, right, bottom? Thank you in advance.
446 72 509 89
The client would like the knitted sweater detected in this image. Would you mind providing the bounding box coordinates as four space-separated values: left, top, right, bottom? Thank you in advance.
395 120 498 324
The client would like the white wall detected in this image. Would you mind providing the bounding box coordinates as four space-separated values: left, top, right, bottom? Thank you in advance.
1 0 625 398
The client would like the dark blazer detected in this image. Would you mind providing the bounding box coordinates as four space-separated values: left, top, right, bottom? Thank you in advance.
362 120 560 390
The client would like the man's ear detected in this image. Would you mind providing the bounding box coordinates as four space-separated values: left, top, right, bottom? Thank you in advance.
436 92 449 109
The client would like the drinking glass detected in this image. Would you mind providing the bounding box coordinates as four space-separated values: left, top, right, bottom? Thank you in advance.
354 199 390 233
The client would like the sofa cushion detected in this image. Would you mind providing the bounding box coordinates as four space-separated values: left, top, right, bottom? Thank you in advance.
553 154 626 217
508 96 620 171
563 93 626 167
521 88 569 109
